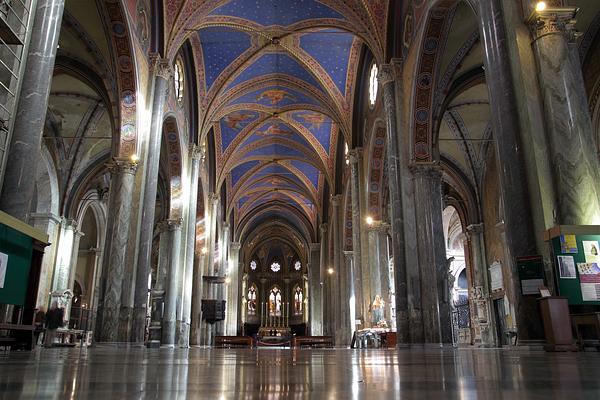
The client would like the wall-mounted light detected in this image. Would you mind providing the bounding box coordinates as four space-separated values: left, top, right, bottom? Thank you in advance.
130 153 140 163
366 216 374 225
201 246 208 255
327 267 334 275
225 277 231 284
535 1 547 12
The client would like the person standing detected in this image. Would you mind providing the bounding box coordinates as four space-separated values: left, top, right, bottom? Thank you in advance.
44 302 64 347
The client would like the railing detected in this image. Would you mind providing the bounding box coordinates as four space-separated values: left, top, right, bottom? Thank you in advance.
0 0 36 190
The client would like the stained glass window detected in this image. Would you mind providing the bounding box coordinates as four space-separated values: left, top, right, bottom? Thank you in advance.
294 286 303 315
369 63 378 107
250 260 257 270
247 285 257 315
270 261 281 272
174 59 184 104
294 260 301 271
268 287 282 316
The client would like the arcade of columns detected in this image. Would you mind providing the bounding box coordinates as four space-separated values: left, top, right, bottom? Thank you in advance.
1 0 599 348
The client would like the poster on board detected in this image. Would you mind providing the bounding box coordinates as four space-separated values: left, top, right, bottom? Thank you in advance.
557 255 576 279
583 241 600 263
560 235 578 253
577 262 600 301
0 252 7 288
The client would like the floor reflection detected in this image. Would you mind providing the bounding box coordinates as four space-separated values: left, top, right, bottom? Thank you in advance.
0 347 599 399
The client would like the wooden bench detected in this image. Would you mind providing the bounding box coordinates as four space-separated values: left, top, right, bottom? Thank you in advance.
0 323 36 350
292 336 333 348
571 312 600 351
214 336 254 348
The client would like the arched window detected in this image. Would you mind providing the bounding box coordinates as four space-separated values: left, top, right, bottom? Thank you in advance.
174 58 184 104
294 260 301 271
293 286 303 315
268 287 282 316
369 63 378 107
270 261 281 272
250 260 257 271
247 285 257 315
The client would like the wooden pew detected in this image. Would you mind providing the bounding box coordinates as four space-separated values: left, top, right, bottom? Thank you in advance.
0 323 36 350
571 312 600 351
291 336 333 348
214 336 254 348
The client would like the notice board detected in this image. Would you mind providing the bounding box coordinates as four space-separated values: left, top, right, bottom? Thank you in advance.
0 222 33 306
549 230 600 306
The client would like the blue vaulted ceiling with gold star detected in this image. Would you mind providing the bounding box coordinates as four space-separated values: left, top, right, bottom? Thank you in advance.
162 0 389 242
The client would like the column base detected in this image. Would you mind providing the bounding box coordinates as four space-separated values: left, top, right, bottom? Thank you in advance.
178 322 190 347
162 320 176 345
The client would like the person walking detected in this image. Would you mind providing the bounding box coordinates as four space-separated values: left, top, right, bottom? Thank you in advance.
44 302 64 347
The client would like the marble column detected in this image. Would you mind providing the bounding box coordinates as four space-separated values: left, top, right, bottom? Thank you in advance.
214 222 229 337
29 212 61 308
179 145 202 347
149 222 168 342
201 193 219 345
132 57 172 344
330 195 343 344
51 219 77 294
367 222 391 327
466 224 496 347
98 159 138 342
308 243 322 335
162 218 182 346
378 63 410 343
475 0 540 341
343 250 356 337
190 247 207 345
0 0 65 221
411 164 452 344
348 149 366 327
226 242 241 335
530 7 600 225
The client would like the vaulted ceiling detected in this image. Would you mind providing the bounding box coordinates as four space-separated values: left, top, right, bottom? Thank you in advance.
161 0 389 244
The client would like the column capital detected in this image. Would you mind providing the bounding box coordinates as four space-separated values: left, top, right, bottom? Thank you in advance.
156 220 170 233
29 212 61 225
106 158 138 175
348 148 362 164
409 162 442 179
319 223 328 233
528 6 579 41
343 250 354 257
167 218 183 230
150 54 173 81
466 223 484 235
230 242 241 251
208 192 220 205
222 222 230 231
377 63 395 86
309 243 321 251
366 221 390 233
330 194 342 207
189 143 203 160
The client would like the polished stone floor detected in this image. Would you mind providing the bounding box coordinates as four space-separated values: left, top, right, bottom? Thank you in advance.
0 347 599 399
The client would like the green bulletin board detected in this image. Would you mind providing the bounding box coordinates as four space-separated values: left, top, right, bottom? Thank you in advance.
551 234 600 306
0 222 33 306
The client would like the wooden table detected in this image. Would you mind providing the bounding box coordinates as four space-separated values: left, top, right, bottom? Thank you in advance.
0 323 36 350
571 312 600 351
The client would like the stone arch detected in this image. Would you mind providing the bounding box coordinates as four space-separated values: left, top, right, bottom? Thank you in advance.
162 115 184 219
366 122 386 220
101 0 140 158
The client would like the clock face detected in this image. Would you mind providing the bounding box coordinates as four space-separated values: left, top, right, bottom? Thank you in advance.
294 260 301 271
250 260 257 270
271 262 281 272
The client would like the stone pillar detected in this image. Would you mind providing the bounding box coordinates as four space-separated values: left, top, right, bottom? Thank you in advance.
366 222 391 327
411 164 452 344
162 218 182 346
178 145 201 347
343 250 356 336
131 57 172 344
202 194 219 345
190 245 207 345
529 7 600 225
29 213 61 308
330 195 343 344
348 149 366 327
475 0 541 341
308 243 322 335
378 63 410 344
226 242 241 335
214 222 229 337
466 223 496 347
0 0 65 221
51 219 78 294
98 159 138 342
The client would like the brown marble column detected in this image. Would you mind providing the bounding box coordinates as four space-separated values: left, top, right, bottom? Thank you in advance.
131 57 172 344
348 149 366 327
475 0 541 341
411 164 452 344
98 159 138 342
330 195 343 344
0 0 65 221
378 63 410 344
529 7 600 225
